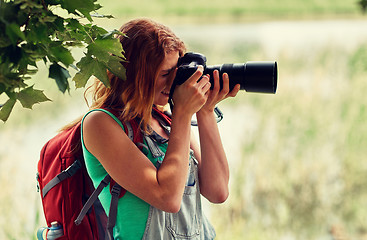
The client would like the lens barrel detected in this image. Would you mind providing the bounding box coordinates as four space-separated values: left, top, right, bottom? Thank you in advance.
205 61 277 94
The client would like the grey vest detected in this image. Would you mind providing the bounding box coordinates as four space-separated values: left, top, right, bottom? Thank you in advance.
142 150 216 240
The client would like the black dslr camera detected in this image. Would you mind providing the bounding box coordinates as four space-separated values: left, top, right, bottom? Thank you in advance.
168 52 278 124
170 52 277 94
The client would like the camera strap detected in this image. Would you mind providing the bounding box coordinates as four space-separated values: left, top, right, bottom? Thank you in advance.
189 106 223 126
167 101 224 126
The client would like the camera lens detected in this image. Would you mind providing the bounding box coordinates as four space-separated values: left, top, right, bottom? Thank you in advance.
205 61 277 94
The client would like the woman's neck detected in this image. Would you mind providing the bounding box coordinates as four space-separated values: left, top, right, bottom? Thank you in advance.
149 115 169 139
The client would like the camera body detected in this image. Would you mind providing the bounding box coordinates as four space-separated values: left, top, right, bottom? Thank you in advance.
173 52 278 94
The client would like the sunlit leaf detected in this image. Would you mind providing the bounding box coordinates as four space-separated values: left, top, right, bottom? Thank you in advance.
0 97 16 122
17 86 51 109
73 71 90 89
61 0 96 21
93 59 109 86
107 56 126 80
88 38 124 63
73 55 109 88
49 45 74 66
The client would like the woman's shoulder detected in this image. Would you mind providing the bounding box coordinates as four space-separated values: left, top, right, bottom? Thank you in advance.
83 109 111 123
82 109 125 131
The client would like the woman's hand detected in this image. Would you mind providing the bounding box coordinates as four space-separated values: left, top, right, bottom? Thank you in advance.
199 70 240 114
172 65 211 116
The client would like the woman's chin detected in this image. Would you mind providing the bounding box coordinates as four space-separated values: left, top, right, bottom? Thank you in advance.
154 93 169 106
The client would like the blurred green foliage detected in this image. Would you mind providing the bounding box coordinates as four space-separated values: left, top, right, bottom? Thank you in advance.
0 0 125 122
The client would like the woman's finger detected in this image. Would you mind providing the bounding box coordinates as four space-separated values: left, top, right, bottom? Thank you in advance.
227 84 241 97
186 65 204 85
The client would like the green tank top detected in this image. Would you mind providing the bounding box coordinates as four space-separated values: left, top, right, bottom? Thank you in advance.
81 109 168 240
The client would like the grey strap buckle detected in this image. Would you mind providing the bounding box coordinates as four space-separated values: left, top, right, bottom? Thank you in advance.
42 160 82 198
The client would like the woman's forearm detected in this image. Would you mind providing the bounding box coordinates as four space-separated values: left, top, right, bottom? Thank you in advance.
196 109 229 203
156 108 192 211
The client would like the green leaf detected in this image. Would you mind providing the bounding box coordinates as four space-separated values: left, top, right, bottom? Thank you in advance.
53 16 66 32
107 55 126 80
17 86 51 109
5 23 26 44
0 83 6 94
0 0 127 122
77 9 93 22
88 38 124 63
73 55 109 88
40 15 57 23
73 71 90 89
49 63 71 93
0 1 21 24
2 45 23 66
61 0 96 21
92 60 109 86
66 18 85 31
19 0 43 10
94 3 102 11
45 0 62 5
0 97 16 122
49 44 74 66
0 36 12 47
26 22 49 43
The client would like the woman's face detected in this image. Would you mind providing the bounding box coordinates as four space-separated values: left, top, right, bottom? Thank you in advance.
154 50 179 106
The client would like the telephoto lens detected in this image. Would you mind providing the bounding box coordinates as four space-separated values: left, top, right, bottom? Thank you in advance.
173 52 278 94
205 61 277 93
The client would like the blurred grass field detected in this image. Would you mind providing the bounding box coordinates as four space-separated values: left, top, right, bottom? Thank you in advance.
96 0 362 22
1 0 367 239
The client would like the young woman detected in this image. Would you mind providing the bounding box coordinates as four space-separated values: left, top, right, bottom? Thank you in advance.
81 18 240 239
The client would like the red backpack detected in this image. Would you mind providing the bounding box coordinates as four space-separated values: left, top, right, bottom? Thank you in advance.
36 107 171 240
36 109 144 240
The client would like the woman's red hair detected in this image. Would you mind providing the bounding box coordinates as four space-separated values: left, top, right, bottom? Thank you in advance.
88 18 186 132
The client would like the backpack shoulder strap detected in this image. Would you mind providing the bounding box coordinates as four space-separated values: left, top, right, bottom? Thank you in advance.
106 184 123 240
123 120 134 141
152 106 172 126
81 108 145 239
42 159 82 198
74 174 111 225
